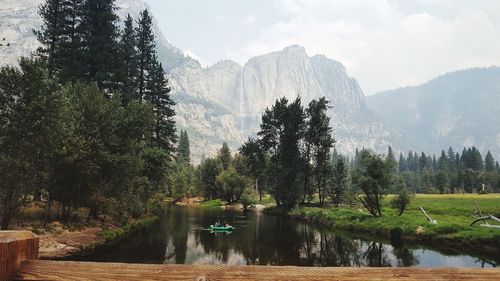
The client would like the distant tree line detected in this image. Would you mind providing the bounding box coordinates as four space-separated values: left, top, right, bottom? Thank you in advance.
394 147 500 194
0 0 176 229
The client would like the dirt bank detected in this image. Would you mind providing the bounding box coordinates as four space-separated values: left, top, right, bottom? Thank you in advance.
39 225 104 258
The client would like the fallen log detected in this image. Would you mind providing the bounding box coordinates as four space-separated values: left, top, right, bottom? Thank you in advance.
469 215 500 228
419 206 437 225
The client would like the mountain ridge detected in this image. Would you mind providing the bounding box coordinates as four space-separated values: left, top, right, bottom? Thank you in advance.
367 66 500 158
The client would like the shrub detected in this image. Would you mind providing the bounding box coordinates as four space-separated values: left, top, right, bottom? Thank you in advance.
391 182 412 216
240 189 256 211
200 199 226 208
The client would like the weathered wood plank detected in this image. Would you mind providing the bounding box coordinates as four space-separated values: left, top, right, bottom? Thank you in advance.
0 231 39 281
14 260 500 281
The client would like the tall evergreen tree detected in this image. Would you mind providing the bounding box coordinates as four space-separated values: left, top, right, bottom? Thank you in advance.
135 9 156 100
218 142 232 170
419 152 428 172
387 146 397 172
177 130 191 164
329 155 348 206
447 147 456 171
35 0 63 74
470 147 483 171
485 151 495 172
437 150 448 171
398 153 407 172
407 151 414 172
36 0 84 84
79 0 120 91
145 60 176 155
58 0 85 84
118 14 139 103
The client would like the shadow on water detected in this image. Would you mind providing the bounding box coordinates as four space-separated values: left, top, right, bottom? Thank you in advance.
66 204 497 267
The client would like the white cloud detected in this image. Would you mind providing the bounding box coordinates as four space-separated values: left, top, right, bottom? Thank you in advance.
229 0 500 94
240 14 256 25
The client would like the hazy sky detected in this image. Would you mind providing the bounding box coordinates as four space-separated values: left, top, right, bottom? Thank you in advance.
145 0 500 94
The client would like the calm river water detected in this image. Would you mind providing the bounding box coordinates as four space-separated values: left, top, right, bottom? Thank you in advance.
69 204 497 267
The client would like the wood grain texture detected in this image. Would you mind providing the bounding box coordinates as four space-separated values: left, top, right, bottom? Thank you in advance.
14 260 500 281
0 231 39 281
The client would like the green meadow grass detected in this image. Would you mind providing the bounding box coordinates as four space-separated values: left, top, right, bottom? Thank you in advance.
289 194 500 243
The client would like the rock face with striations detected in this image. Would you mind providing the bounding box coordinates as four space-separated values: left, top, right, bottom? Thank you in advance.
0 1 400 162
169 45 401 161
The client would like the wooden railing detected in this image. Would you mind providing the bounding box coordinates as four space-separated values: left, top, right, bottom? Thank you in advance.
0 231 39 281
1 231 498 281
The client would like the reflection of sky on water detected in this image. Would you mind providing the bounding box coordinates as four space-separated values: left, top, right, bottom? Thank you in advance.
412 249 488 268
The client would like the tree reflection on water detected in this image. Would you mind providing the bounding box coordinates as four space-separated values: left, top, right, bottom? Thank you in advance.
69 204 495 268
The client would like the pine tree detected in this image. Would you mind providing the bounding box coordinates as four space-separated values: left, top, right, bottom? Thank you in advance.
437 150 448 171
135 9 156 100
35 0 63 74
447 147 456 171
419 152 428 172
470 147 483 171
145 60 176 155
387 146 397 172
485 151 495 172
218 142 232 170
398 153 407 172
118 14 139 103
413 152 419 172
35 0 84 83
407 151 414 172
177 130 191 164
58 0 84 84
330 155 348 206
79 0 120 91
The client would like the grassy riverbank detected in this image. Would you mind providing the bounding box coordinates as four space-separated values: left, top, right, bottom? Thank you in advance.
267 194 500 258
99 216 159 242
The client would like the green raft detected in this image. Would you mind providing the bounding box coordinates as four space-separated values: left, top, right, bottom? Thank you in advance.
210 225 234 231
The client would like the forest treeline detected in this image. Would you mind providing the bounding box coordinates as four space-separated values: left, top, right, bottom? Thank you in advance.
0 0 176 229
